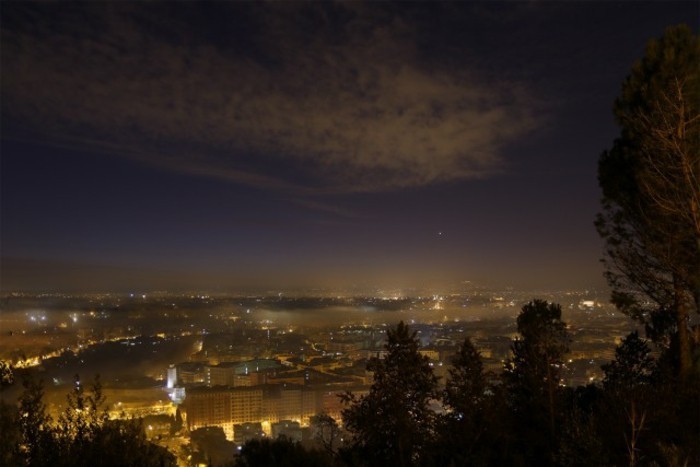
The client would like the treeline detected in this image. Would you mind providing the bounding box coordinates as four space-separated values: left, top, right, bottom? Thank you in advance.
0 374 176 467
332 302 698 466
237 301 697 467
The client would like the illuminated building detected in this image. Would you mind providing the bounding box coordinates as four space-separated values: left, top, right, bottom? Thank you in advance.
263 384 316 425
186 387 234 438
172 361 207 385
231 387 264 424
206 362 239 387
204 359 284 387
184 384 320 440
166 365 177 389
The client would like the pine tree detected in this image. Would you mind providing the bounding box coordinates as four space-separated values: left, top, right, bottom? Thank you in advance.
602 331 655 392
597 24 700 379
503 299 570 465
18 375 58 466
341 321 438 467
437 337 493 466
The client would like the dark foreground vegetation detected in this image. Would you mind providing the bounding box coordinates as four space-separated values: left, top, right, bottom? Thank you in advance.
0 373 176 467
337 306 698 467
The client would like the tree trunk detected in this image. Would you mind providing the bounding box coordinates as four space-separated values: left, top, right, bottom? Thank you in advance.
675 277 692 379
546 359 555 437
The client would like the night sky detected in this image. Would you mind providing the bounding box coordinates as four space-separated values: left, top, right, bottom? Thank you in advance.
1 2 697 292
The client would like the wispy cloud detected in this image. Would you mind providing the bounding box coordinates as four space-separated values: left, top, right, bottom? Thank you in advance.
2 3 540 193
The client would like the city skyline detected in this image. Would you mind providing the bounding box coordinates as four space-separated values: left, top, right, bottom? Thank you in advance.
1 2 696 292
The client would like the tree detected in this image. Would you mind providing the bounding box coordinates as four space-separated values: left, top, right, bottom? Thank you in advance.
601 332 657 466
0 361 14 389
189 426 236 467
310 412 342 457
57 374 108 452
1 399 24 466
602 331 655 392
341 321 438 467
79 417 177 467
235 437 330 467
502 299 570 465
436 337 492 466
443 337 487 417
555 386 608 467
17 375 58 466
55 375 176 467
11 373 176 467
596 24 700 379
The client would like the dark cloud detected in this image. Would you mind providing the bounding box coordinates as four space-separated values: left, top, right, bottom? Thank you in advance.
1 3 539 193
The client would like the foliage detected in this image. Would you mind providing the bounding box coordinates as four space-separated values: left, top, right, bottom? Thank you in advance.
0 361 14 389
56 374 108 455
66 417 177 467
596 24 700 378
433 337 496 466
602 331 655 392
502 299 570 465
309 413 342 456
596 333 656 466
189 426 236 467
556 387 607 467
0 399 24 466
235 437 331 467
504 300 570 412
17 375 56 466
5 374 176 467
340 321 438 467
443 337 487 417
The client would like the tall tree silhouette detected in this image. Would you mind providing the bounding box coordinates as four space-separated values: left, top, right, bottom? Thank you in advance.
596 24 700 379
437 337 493 466
341 321 438 467
17 375 58 466
600 332 657 466
503 299 570 465
602 331 655 392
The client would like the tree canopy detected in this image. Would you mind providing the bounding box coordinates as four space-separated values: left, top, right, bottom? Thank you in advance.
596 24 700 379
503 299 570 466
340 321 438 467
3 374 176 467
